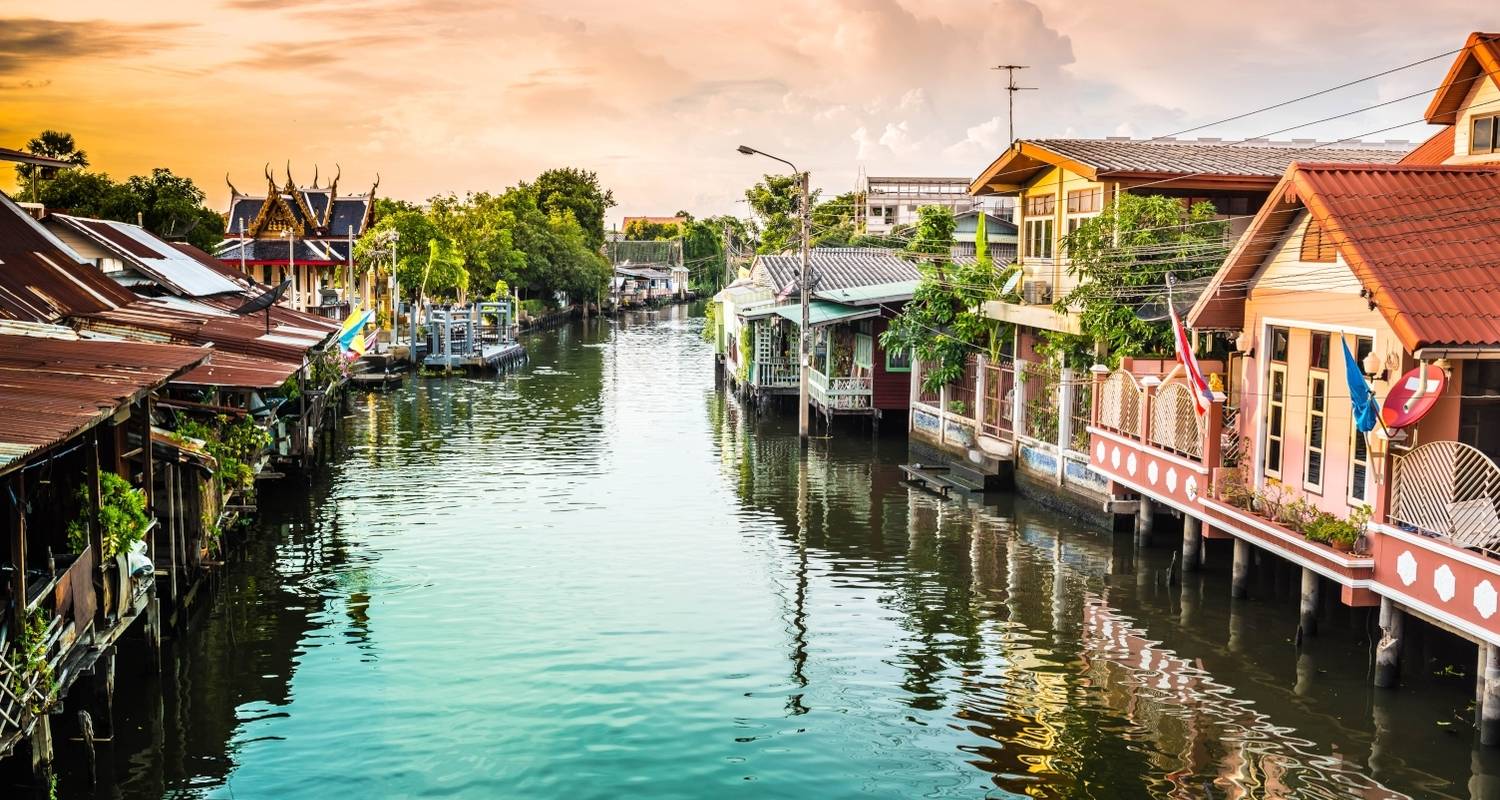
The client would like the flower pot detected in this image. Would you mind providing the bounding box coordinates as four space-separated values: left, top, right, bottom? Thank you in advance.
1332 540 1353 553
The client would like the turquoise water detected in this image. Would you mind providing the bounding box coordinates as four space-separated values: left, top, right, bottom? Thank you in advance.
52 306 1500 798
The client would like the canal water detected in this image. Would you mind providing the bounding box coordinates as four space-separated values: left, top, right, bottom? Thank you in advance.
55 305 1500 798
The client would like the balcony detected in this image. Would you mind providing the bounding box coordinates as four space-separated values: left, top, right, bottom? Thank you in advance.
754 357 799 389
808 368 872 413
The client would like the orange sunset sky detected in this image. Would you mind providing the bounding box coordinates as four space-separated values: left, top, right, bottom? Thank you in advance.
0 1 1493 226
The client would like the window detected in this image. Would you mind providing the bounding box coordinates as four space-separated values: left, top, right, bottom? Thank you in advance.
1066 188 1102 214
1025 218 1054 259
1270 326 1290 363
1266 365 1286 478
885 346 912 373
1473 113 1498 155
1305 373 1328 493
1026 194 1056 216
1459 361 1500 463
1348 335 1374 505
1309 332 1330 370
1300 219 1337 262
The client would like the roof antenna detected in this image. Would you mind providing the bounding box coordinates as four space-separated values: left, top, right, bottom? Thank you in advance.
991 64 1036 143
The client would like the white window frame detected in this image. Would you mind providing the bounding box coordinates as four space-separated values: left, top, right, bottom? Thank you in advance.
1304 370 1327 494
1265 362 1287 480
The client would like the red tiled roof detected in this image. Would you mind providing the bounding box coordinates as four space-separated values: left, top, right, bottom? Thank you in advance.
1192 163 1500 351
1424 33 1500 125
0 333 208 474
1399 125 1455 166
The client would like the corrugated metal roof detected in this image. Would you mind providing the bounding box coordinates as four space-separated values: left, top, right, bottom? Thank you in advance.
50 215 246 297
747 300 882 327
814 280 918 306
0 334 208 474
174 349 299 389
76 295 337 367
755 248 920 296
1028 139 1410 177
0 192 135 322
1192 163 1500 349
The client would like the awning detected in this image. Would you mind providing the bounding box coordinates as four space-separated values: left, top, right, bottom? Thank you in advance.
814 280 918 307
746 300 881 327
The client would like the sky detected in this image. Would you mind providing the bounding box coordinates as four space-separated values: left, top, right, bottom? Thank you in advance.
0 1 1492 227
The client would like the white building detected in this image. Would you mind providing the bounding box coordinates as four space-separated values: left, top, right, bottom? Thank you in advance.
859 176 1013 234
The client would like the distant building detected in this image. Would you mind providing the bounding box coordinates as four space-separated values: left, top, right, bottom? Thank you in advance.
216 166 378 315
859 176 1012 234
950 210 1018 263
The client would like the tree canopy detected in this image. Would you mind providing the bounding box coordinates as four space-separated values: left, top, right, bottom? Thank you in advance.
13 130 88 187
745 174 815 255
529 167 615 250
1058 194 1229 361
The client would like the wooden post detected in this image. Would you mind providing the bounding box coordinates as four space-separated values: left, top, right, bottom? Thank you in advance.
1182 516 1202 573
1374 596 1403 688
165 464 177 605
1204 391 1224 470
1231 538 1250 599
1484 644 1500 745
7 473 25 643
1297 567 1319 643
87 433 106 626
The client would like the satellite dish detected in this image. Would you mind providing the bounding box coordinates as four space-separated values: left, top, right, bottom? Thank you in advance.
1380 364 1447 429
230 279 291 315
1000 269 1022 296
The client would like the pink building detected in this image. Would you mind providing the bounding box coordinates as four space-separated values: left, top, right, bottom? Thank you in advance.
1086 32 1500 740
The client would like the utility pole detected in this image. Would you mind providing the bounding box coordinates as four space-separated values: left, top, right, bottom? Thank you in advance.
991 64 1036 143
797 169 812 441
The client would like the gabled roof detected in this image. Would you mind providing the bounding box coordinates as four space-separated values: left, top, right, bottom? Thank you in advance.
1424 33 1500 125
1190 163 1500 351
970 138 1411 194
0 192 136 322
76 294 338 367
0 332 208 474
49 214 245 297
1400 125 1456 165
754 247 920 296
215 238 352 264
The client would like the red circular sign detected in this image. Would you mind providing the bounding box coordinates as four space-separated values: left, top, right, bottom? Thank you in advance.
1380 364 1447 429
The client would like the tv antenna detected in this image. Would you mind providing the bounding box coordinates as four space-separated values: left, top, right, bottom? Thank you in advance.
992 64 1036 143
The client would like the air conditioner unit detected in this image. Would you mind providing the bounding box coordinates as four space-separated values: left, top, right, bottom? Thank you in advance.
1022 280 1052 305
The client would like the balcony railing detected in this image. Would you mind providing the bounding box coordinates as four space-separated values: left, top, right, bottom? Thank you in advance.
1391 440 1500 555
809 368 873 411
1096 370 1142 438
1149 382 1205 459
756 358 798 388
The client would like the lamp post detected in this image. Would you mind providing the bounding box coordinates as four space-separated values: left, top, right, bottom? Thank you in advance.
737 145 811 441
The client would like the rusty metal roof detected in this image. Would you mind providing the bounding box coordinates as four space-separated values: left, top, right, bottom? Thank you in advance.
0 333 209 474
0 192 136 322
76 295 337 365
1192 163 1500 350
173 349 300 389
48 214 246 297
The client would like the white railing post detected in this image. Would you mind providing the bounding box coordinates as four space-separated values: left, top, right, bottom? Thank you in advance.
1056 367 1075 484
1012 359 1029 442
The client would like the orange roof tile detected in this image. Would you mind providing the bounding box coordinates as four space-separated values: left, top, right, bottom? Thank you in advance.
1399 125 1455 165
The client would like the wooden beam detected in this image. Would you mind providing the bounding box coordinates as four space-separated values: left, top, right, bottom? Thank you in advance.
8 473 26 642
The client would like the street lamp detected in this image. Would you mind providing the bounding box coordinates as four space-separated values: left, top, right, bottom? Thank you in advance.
738 144 811 442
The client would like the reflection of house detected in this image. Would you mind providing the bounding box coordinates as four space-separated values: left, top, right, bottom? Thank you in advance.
1088 34 1500 718
712 248 918 426
216 166 377 315
859 176 1010 233
612 265 690 306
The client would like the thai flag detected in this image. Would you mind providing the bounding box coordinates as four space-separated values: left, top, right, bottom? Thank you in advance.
1170 302 1214 416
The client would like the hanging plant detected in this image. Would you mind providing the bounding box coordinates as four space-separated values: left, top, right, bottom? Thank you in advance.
66 471 148 559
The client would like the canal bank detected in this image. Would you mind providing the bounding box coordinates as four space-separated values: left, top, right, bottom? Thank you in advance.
41 307 1500 799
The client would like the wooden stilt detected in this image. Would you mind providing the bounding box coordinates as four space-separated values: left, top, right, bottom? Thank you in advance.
1134 496 1153 548
1484 644 1500 746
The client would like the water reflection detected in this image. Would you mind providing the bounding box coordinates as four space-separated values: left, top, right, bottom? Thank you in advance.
48 307 1500 799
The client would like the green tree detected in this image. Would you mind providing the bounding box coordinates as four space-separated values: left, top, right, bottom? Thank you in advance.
623 218 681 240
1059 194 1229 361
355 208 447 304
905 205 956 262
124 168 224 251
14 129 88 193
745 174 816 254
530 167 615 250
810 191 859 248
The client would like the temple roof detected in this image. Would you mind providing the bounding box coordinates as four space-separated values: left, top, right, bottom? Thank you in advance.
223 165 377 241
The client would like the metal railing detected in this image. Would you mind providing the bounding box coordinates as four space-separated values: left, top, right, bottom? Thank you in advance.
1097 370 1142 437
1069 380 1092 453
756 358 798 388
1391 440 1500 553
809 369 873 411
949 357 979 419
982 361 1014 438
1149 382 1205 458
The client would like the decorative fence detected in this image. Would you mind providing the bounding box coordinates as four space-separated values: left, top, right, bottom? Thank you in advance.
1097 371 1142 437
1391 441 1500 553
809 369 873 411
1069 380 1092 453
917 363 941 405
1149 382 1206 458
949 357 979 419
1024 361 1060 443
757 358 798 388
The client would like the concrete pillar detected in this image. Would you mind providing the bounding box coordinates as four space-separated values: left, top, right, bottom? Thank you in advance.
1297 568 1319 644
1484 644 1500 746
1374 596 1403 688
1231 538 1250 599
1135 496 1154 549
1480 645 1489 730
1182 516 1202 573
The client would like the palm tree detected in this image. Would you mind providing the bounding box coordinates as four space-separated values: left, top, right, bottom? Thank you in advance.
15 130 89 197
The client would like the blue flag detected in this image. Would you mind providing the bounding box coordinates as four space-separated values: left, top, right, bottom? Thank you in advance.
1342 336 1379 433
